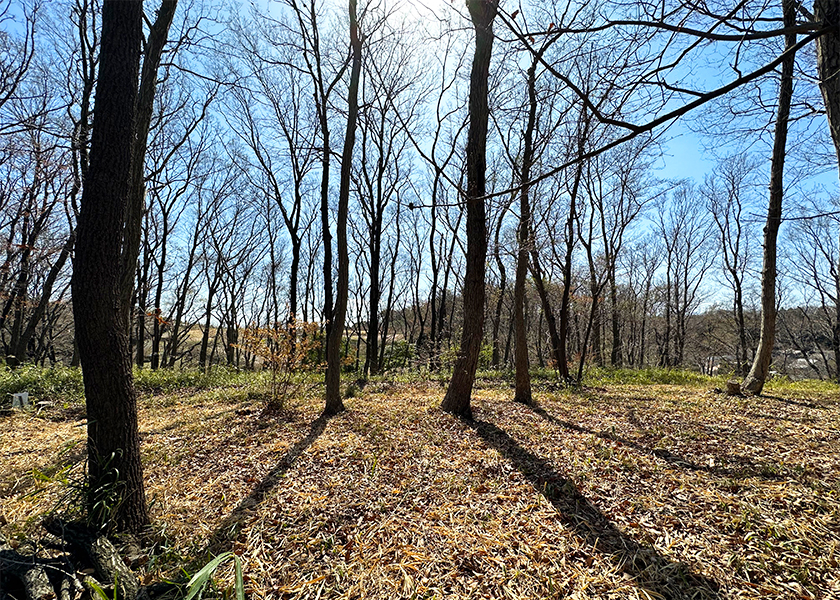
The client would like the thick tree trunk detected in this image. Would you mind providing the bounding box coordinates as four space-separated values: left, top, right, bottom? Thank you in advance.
71 0 148 533
364 222 381 377
319 117 333 378
815 0 840 384
441 0 496 419
742 0 795 394
324 0 362 415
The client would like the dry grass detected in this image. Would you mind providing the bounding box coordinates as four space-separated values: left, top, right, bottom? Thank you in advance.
1 377 839 599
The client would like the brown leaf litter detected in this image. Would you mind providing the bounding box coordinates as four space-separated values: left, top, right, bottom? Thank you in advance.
1 380 838 599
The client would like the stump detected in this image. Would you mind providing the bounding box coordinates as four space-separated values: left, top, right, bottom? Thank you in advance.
725 379 742 396
1 521 142 600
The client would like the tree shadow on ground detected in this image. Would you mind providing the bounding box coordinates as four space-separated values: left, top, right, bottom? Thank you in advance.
760 394 828 410
468 416 720 600
530 403 791 481
0 440 86 499
205 413 331 554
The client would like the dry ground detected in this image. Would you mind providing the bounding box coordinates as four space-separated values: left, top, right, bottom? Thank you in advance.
1 378 839 599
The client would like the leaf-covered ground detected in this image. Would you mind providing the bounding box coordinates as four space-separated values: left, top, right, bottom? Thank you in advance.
1 377 839 599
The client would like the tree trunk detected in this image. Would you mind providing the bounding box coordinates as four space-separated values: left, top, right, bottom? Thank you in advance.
119 0 177 331
490 204 508 367
380 211 400 371
324 0 362 415
513 56 540 405
364 222 381 377
319 109 334 381
150 219 168 370
815 0 840 384
639 278 650 367
71 0 148 533
742 0 796 394
609 271 621 366
555 125 587 382
441 0 497 419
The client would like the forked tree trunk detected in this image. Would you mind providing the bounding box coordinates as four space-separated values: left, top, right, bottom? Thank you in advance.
529 255 564 376
556 117 588 382
119 0 177 331
742 0 796 394
71 0 148 533
440 0 497 419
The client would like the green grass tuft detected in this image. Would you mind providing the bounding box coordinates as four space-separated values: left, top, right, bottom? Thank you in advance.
583 366 721 385
0 365 85 404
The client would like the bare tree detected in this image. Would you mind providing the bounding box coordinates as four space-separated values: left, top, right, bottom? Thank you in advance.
703 153 759 375
441 0 498 419
786 196 840 382
0 0 38 133
324 0 363 415
653 183 715 367
743 0 797 394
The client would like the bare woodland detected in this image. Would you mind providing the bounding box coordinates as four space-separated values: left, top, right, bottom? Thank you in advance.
1 0 840 597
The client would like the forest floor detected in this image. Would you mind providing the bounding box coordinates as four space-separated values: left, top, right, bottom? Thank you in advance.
1 372 839 599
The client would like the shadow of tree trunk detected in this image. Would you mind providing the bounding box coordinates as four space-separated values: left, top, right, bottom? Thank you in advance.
467 417 720 600
205 414 331 554
530 402 793 481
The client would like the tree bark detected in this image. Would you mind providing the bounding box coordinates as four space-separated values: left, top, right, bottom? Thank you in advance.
815 0 840 383
441 0 497 419
513 56 540 405
555 118 588 382
742 0 796 394
119 0 178 332
529 253 564 376
71 0 148 533
324 0 362 415
490 206 508 368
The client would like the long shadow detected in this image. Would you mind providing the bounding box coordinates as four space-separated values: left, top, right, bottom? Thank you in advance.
204 413 331 554
0 442 86 498
761 395 828 410
468 417 720 600
530 404 790 481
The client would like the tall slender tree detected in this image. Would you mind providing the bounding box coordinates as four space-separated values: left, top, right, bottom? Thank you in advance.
742 0 797 394
324 0 362 415
441 0 498 419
